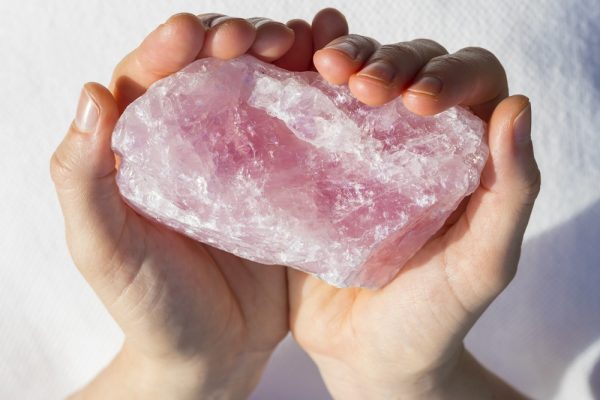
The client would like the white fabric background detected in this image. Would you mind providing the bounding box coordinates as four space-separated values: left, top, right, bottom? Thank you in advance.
1 0 599 398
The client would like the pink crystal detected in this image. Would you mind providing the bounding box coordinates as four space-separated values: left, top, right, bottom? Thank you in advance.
112 55 487 289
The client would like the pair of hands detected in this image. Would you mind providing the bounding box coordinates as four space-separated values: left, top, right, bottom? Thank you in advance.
51 8 540 399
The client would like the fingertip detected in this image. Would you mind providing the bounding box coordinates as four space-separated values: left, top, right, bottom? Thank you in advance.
348 74 398 106
312 7 349 50
250 21 295 62
402 91 444 116
139 13 206 74
402 75 446 115
163 13 206 49
287 18 311 32
463 93 538 255
314 48 357 84
83 82 119 127
77 83 119 169
273 19 313 71
74 85 100 134
74 82 119 137
111 13 206 108
480 94 540 200
199 18 256 59
313 7 347 19
492 94 530 118
489 94 532 151
53 82 118 186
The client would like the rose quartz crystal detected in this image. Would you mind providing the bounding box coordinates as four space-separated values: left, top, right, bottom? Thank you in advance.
112 55 487 289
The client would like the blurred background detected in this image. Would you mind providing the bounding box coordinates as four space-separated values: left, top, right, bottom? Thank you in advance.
1 0 599 398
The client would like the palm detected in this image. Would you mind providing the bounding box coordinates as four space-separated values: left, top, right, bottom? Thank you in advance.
289 159 509 377
87 11 343 362
54 10 536 396
104 205 288 360
64 10 351 367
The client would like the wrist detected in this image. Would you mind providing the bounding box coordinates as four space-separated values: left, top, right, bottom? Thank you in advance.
70 342 273 400
312 346 526 400
413 349 528 400
309 344 461 400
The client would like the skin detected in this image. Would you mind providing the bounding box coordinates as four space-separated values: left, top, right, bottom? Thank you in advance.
293 29 539 400
52 10 349 399
50 7 540 399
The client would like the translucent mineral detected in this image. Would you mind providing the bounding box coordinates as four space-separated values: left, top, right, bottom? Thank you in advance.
112 55 488 289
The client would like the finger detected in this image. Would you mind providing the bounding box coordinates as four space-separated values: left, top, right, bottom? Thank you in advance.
247 17 295 62
196 14 256 59
110 13 206 111
313 34 380 85
273 19 313 71
403 47 508 119
311 7 349 51
348 39 448 106
447 95 540 310
196 12 225 27
50 83 127 275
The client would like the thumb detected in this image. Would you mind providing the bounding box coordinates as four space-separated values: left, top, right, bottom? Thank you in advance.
450 95 541 307
50 82 127 274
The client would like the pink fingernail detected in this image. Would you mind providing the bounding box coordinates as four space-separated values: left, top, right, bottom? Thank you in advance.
75 87 99 133
514 103 532 148
408 76 443 96
357 61 396 83
325 41 359 60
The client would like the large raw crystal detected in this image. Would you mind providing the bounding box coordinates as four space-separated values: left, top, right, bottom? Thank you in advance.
112 55 487 289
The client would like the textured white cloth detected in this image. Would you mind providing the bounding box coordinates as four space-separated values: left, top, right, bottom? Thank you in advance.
0 0 598 398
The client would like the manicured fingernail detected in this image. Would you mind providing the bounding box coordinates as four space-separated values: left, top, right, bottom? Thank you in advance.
357 61 396 83
408 76 443 96
514 102 532 148
324 41 358 60
75 87 99 133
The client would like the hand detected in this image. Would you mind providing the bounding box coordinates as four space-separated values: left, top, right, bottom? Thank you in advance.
289 37 541 399
51 10 348 399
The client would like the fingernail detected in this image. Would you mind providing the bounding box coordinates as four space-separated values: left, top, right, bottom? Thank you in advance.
165 12 189 24
356 61 396 83
75 87 99 133
408 76 443 96
514 102 532 148
210 16 238 28
324 41 358 60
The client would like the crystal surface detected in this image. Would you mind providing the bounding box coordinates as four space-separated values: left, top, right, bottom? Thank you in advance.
112 55 488 289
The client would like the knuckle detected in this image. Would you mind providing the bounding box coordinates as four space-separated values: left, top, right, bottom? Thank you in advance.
326 34 379 55
381 42 421 61
460 46 504 72
410 38 448 55
428 53 467 72
429 47 506 77
525 167 542 202
336 33 378 48
111 58 129 85
49 147 74 186
460 46 497 61
50 129 87 187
